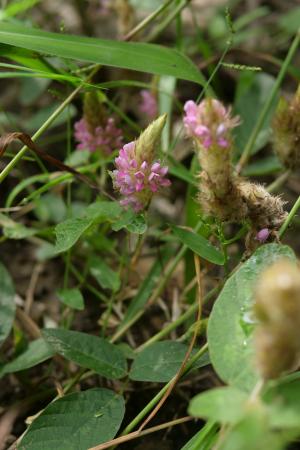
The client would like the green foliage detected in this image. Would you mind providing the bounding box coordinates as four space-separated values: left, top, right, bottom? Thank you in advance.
89 256 120 292
0 338 54 377
43 329 127 379
56 288 85 310
208 244 297 391
54 216 94 254
130 341 210 382
0 23 204 84
0 262 15 347
18 389 125 450
1 4 300 450
233 72 278 156
189 387 248 424
172 225 225 265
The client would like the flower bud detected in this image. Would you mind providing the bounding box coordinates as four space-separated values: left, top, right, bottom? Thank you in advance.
273 86 300 169
254 259 300 379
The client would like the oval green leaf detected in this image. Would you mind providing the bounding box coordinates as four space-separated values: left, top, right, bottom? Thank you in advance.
56 288 85 310
18 388 125 450
172 225 225 265
43 329 127 379
0 338 54 377
189 386 248 424
130 340 209 382
0 23 204 84
0 262 15 347
207 244 296 392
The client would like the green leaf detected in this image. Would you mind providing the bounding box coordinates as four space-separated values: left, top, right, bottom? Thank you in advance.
111 210 147 234
0 262 15 347
34 193 67 224
189 387 248 424
56 288 85 310
219 411 290 450
0 23 204 84
0 213 37 239
129 341 209 382
264 379 300 429
18 388 125 450
43 329 127 379
86 200 122 221
279 6 300 34
0 338 54 377
0 43 54 72
54 216 93 254
207 244 296 392
89 256 120 292
233 72 278 157
172 225 225 265
2 0 42 18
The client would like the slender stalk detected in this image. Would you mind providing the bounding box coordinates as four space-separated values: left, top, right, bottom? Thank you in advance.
89 416 192 450
137 286 218 352
237 30 300 172
123 0 174 41
267 169 291 193
145 0 192 43
0 85 82 184
279 194 300 238
120 343 208 437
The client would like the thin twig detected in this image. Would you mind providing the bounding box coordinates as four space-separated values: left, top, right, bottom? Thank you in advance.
88 416 193 450
136 253 202 432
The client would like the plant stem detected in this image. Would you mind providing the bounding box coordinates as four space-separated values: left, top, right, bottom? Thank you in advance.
123 0 174 41
0 85 82 184
237 30 300 172
267 169 291 193
137 286 218 351
279 194 300 238
145 0 191 43
89 416 192 450
120 343 208 436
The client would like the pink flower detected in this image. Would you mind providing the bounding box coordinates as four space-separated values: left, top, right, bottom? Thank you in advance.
256 228 270 243
111 141 171 212
183 99 240 150
74 117 123 154
139 90 158 119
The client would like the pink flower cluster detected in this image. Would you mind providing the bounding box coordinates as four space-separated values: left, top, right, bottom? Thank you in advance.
139 90 158 119
112 141 171 211
183 99 240 150
74 117 123 154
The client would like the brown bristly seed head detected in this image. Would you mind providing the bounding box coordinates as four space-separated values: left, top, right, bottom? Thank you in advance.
238 181 287 229
273 86 300 169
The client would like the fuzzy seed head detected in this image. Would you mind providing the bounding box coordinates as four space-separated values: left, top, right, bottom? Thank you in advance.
273 86 300 169
254 259 300 379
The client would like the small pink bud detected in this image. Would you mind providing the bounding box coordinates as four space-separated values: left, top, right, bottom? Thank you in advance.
256 228 270 243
